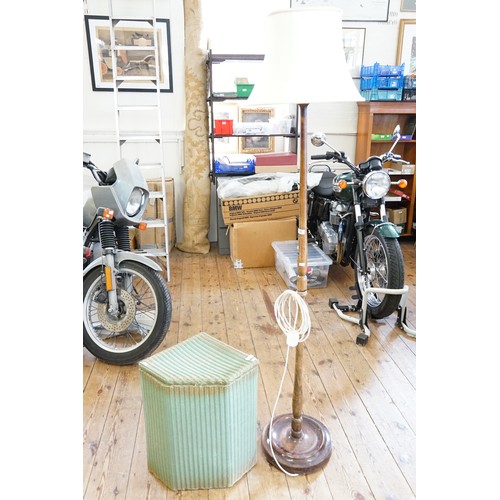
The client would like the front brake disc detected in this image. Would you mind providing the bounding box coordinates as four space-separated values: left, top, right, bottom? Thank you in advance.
96 289 136 333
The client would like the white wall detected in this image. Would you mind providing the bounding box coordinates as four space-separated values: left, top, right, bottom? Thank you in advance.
83 0 415 244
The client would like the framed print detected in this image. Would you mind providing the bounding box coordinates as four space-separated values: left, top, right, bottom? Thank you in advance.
400 0 416 12
342 28 366 77
290 0 390 22
239 108 275 154
84 15 173 92
397 19 416 75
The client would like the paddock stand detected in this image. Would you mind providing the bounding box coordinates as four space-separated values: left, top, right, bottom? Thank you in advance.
329 285 416 345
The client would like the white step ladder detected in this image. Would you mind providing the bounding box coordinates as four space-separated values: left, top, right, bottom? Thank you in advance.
108 0 171 281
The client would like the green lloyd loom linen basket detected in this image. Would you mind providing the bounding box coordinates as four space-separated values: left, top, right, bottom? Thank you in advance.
139 332 259 490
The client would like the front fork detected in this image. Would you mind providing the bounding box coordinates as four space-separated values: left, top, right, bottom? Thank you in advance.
353 192 367 274
99 220 121 316
103 250 120 314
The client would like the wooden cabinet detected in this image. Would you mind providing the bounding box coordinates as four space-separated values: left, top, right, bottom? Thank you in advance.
355 101 416 236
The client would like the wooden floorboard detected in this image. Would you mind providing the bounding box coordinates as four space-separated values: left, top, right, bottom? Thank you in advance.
83 239 417 500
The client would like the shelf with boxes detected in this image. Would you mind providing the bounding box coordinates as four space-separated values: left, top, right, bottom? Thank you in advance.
206 50 300 255
355 101 416 236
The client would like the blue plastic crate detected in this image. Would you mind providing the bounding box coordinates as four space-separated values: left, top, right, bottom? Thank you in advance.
376 76 404 89
214 155 255 175
360 64 378 77
361 88 403 101
361 63 405 78
360 76 377 90
377 63 405 76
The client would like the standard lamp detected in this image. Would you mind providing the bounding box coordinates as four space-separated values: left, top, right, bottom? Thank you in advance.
248 7 363 475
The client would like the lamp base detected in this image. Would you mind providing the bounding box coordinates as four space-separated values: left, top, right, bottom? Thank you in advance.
261 413 332 475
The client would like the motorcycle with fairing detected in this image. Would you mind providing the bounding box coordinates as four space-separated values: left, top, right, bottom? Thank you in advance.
308 126 412 343
83 153 172 365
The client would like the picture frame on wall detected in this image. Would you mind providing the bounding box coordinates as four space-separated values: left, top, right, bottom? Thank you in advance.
239 108 275 154
342 28 366 77
400 0 416 12
84 15 173 92
397 19 416 75
290 0 390 22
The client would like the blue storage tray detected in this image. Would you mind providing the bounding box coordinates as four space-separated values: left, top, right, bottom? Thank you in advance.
214 156 255 175
361 63 405 77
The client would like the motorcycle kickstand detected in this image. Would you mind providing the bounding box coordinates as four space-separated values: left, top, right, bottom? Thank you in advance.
329 285 416 345
396 291 416 338
328 298 371 346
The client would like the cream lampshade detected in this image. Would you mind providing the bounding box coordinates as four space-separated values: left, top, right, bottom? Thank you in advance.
248 6 363 475
249 7 362 105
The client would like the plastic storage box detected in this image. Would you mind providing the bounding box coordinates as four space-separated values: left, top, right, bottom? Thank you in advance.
214 154 255 175
139 332 259 490
272 240 333 289
236 83 254 97
214 119 233 135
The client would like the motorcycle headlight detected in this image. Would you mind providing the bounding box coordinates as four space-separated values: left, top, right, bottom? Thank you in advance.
126 187 147 217
362 171 391 200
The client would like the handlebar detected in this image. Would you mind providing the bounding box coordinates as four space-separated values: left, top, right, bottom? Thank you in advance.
311 151 337 161
83 156 107 184
381 152 410 165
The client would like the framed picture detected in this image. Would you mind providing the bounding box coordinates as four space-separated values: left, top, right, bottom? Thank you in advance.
239 108 274 154
84 15 173 92
342 28 366 77
290 0 390 22
400 0 416 12
397 19 416 75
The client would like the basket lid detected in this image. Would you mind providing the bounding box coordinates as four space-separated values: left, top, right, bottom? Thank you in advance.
139 332 258 386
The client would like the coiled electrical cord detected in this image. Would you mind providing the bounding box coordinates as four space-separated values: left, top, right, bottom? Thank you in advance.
268 289 312 477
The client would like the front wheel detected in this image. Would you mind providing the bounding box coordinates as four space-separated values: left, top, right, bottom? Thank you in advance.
83 261 172 365
355 229 404 319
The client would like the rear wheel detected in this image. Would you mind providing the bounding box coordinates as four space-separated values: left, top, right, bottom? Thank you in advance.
355 229 404 319
83 261 172 365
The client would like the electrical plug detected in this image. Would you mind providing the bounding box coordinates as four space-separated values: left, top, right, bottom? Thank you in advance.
286 331 299 347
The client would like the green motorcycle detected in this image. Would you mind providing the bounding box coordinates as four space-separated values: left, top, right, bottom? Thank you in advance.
308 126 409 337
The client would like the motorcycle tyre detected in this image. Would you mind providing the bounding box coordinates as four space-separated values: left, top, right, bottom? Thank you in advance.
355 231 404 320
83 261 172 365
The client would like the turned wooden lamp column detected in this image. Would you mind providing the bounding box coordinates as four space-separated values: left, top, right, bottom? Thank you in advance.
248 7 363 474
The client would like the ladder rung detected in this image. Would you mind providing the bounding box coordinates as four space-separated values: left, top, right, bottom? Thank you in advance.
119 134 161 142
149 191 164 199
117 105 159 111
140 162 164 169
111 17 155 23
112 45 156 51
143 218 168 228
134 248 169 258
116 75 159 81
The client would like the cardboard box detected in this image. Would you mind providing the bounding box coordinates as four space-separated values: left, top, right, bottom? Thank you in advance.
386 207 407 225
221 190 300 225
230 218 297 269
255 164 298 174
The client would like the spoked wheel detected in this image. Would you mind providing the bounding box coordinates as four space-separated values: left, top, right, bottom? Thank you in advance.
83 261 172 365
355 229 404 319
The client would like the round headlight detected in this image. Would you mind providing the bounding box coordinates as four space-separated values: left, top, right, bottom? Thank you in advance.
362 171 391 200
126 188 146 217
